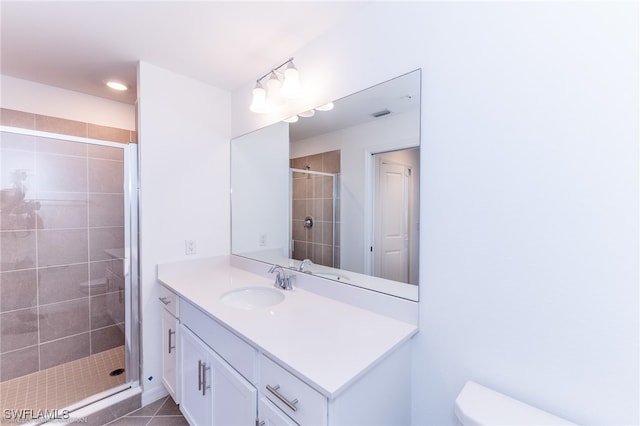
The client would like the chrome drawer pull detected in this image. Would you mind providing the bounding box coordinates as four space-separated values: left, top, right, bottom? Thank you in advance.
158 296 171 305
266 384 299 412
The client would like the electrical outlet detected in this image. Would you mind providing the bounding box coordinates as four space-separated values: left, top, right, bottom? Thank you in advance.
185 240 196 255
259 234 267 246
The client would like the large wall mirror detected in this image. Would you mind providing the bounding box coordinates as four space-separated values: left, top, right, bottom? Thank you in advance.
231 69 421 301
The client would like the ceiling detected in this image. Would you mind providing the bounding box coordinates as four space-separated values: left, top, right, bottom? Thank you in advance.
0 1 365 105
290 69 420 142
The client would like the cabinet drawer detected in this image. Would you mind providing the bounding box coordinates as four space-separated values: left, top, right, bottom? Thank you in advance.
158 285 178 317
180 298 257 383
260 355 326 426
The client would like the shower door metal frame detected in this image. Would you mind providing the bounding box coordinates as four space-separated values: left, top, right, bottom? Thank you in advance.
0 125 140 393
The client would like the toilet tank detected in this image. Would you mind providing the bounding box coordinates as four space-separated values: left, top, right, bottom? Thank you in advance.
455 381 575 425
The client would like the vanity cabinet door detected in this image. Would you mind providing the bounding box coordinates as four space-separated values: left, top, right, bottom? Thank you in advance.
161 307 178 402
179 325 214 426
211 349 257 425
258 397 299 426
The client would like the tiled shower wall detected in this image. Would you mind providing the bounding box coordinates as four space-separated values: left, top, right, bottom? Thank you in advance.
290 150 340 268
0 108 132 382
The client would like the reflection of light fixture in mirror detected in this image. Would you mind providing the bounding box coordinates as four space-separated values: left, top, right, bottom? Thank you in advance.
249 58 302 113
316 102 334 111
298 109 315 118
283 115 299 123
106 81 127 91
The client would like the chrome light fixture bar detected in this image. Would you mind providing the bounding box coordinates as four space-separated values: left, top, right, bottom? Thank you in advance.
250 58 302 113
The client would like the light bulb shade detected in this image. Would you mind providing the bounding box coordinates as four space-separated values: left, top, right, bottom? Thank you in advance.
266 72 284 107
280 63 301 99
250 84 268 113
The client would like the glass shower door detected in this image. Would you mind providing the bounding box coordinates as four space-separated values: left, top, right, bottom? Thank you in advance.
0 128 138 423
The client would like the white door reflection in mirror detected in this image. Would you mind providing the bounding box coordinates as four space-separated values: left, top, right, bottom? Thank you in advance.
371 148 419 285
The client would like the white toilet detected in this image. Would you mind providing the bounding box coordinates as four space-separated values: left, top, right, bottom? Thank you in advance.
455 381 575 425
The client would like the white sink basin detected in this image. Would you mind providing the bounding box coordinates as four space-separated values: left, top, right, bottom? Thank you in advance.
221 286 284 310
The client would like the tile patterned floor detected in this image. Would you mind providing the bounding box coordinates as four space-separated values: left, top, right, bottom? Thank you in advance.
0 346 126 424
105 396 187 426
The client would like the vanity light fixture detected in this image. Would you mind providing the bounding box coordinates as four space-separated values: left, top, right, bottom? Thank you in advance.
249 81 268 113
249 58 302 113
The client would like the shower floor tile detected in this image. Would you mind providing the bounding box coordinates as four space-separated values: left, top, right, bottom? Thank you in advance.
0 345 125 424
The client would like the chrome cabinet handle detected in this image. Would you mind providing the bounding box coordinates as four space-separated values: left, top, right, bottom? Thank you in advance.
256 421 265 426
266 384 298 412
201 362 210 396
158 296 171 305
197 360 211 396
168 328 175 354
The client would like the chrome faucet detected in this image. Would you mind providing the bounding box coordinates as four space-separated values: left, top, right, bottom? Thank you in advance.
299 258 313 273
268 264 293 290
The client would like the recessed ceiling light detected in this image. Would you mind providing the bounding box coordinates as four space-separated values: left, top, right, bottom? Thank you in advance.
106 81 127 91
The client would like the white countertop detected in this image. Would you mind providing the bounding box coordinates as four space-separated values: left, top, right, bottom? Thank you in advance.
157 256 418 398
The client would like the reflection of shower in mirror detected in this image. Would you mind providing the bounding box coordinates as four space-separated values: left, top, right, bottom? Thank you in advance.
231 69 421 301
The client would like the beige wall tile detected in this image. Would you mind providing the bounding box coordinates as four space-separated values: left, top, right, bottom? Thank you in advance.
91 325 124 354
88 144 124 161
322 150 341 173
0 108 35 129
0 269 37 312
88 158 124 193
0 345 39 381
38 264 89 305
0 231 36 272
39 333 90 370
88 123 130 144
38 298 90 343
37 228 88 267
35 115 87 137
0 308 38 352
89 227 124 262
35 152 88 193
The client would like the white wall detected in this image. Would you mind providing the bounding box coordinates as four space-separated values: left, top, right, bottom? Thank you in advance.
231 122 290 255
231 2 639 425
0 75 135 130
137 61 231 403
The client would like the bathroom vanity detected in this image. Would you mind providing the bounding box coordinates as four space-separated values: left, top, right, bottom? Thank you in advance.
157 256 418 425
